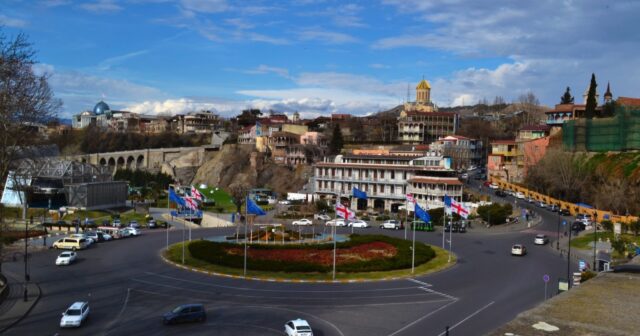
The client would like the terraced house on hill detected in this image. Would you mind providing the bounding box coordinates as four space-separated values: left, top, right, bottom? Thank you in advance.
314 150 463 213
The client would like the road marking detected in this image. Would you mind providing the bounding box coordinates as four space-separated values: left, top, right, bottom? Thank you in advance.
417 286 457 301
407 278 431 287
104 288 131 335
387 300 458 336
436 301 495 336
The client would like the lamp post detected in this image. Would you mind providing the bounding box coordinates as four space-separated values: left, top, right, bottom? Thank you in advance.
24 216 31 301
556 213 561 250
593 213 597 271
567 224 573 289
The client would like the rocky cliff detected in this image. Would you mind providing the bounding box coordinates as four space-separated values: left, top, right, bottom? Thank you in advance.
192 144 311 195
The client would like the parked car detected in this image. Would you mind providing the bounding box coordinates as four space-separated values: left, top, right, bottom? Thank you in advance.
147 219 157 229
163 304 206 325
56 251 77 266
325 219 346 227
489 183 499 189
53 238 88 251
444 224 451 232
60 301 90 328
129 220 140 229
313 214 331 221
348 220 370 228
380 220 402 230
119 228 132 238
292 219 313 226
495 189 507 197
526 197 535 203
515 192 525 199
576 213 592 225
124 227 141 236
112 219 121 227
69 234 94 246
534 234 549 245
85 231 104 242
538 201 547 209
572 221 586 232
101 233 113 241
559 208 571 216
285 319 313 336
511 244 527 256
278 200 291 205
549 204 559 212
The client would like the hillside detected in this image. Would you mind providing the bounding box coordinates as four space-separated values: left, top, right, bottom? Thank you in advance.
192 144 311 196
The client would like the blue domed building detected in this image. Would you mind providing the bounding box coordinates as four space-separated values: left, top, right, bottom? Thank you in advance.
72 100 113 129
93 101 110 115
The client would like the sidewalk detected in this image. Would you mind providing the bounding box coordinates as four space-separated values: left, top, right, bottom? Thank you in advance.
0 274 41 333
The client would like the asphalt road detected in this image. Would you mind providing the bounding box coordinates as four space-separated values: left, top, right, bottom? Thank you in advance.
2 199 578 336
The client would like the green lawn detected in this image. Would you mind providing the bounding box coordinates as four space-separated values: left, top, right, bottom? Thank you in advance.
571 232 640 249
196 186 236 213
164 242 455 281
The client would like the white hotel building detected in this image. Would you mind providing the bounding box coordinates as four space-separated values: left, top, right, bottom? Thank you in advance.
314 152 463 213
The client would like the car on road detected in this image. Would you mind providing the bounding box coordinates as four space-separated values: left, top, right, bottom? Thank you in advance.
56 251 77 266
325 219 346 227
549 204 559 212
129 220 140 229
278 200 291 205
69 234 94 246
85 231 104 242
348 220 370 228
559 208 571 216
101 233 113 241
313 213 331 221
60 301 90 328
538 201 547 209
285 318 313 336
148 219 157 229
511 244 527 256
572 221 586 232
112 219 121 227
534 234 549 245
292 218 313 226
380 220 402 230
163 304 206 325
53 237 88 251
515 192 525 199
576 213 592 225
489 183 499 189
526 197 535 203
124 227 141 236
495 189 507 197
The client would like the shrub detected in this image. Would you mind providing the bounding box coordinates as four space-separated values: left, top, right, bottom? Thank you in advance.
477 203 512 225
601 220 613 232
187 234 436 273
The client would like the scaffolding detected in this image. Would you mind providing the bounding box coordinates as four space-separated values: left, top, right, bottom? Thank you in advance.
563 106 640 152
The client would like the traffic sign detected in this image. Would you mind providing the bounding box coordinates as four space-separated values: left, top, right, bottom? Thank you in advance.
579 260 586 271
543 274 550 283
562 220 567 226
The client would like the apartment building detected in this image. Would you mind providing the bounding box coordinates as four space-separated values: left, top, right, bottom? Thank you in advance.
314 152 462 213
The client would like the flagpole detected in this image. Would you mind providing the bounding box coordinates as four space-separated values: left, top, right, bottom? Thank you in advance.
332 192 339 281
448 198 453 263
405 197 408 240
181 201 185 264
243 195 248 277
411 201 417 274
442 210 446 249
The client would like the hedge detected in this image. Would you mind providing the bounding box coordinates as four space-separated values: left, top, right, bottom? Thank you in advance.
188 234 435 273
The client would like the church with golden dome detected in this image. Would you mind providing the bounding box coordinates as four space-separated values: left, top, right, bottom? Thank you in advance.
398 78 459 144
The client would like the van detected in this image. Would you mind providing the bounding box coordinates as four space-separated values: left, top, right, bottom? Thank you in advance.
576 214 592 225
53 237 88 251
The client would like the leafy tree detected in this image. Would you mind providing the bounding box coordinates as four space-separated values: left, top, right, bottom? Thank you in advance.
585 73 598 119
611 237 627 256
560 86 574 104
328 124 343 155
630 220 640 236
477 203 512 225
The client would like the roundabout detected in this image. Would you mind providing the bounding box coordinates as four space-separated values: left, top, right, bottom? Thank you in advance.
163 233 455 281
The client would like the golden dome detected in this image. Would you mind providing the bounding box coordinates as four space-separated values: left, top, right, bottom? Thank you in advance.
416 79 431 90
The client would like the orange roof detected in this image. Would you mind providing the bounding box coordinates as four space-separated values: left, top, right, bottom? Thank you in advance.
408 177 463 185
617 97 640 107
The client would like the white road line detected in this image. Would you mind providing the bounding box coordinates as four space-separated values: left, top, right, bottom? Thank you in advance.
130 278 449 306
406 278 431 287
387 300 458 336
104 288 131 335
436 301 495 336
143 271 419 293
417 286 458 301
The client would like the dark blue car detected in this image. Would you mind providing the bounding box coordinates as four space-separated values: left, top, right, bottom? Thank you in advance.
163 304 206 325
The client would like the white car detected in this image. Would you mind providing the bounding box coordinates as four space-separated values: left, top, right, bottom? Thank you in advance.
123 227 141 236
55 251 77 266
60 301 90 328
348 220 370 228
511 244 527 256
380 220 402 230
278 200 291 205
292 219 313 226
101 233 113 241
534 234 549 245
285 318 313 336
489 183 499 189
313 214 331 221
69 234 94 246
325 219 346 227
515 192 525 199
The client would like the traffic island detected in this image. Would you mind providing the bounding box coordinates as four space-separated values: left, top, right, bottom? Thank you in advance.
161 234 456 282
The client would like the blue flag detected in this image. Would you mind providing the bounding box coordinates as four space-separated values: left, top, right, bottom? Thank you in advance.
246 197 266 216
169 188 186 207
415 203 431 223
352 187 368 200
444 195 452 208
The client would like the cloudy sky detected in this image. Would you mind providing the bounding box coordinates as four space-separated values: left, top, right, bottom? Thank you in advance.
1 0 638 118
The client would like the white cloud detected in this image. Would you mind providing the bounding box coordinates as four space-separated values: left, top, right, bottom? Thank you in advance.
97 49 149 71
179 0 228 13
243 65 290 78
0 14 27 28
297 29 358 44
79 0 123 13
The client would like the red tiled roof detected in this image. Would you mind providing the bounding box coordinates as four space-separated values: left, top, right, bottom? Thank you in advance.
617 97 640 107
408 177 463 185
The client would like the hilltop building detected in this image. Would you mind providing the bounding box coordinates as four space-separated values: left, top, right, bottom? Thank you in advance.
398 79 459 144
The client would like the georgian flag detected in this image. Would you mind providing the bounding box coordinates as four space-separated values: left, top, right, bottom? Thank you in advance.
184 196 199 210
191 186 203 201
406 193 415 203
335 202 356 220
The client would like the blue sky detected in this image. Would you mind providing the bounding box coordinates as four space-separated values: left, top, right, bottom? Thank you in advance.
2 0 639 118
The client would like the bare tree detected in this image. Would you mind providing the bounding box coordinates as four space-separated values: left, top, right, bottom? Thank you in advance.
228 184 251 215
0 31 61 190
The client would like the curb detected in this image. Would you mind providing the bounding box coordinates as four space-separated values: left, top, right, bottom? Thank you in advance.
158 247 454 284
0 282 42 334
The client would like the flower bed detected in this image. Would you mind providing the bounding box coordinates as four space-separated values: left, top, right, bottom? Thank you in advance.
188 234 435 273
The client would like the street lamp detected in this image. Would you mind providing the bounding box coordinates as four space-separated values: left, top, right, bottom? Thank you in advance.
556 213 561 250
593 212 597 271
567 224 573 289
